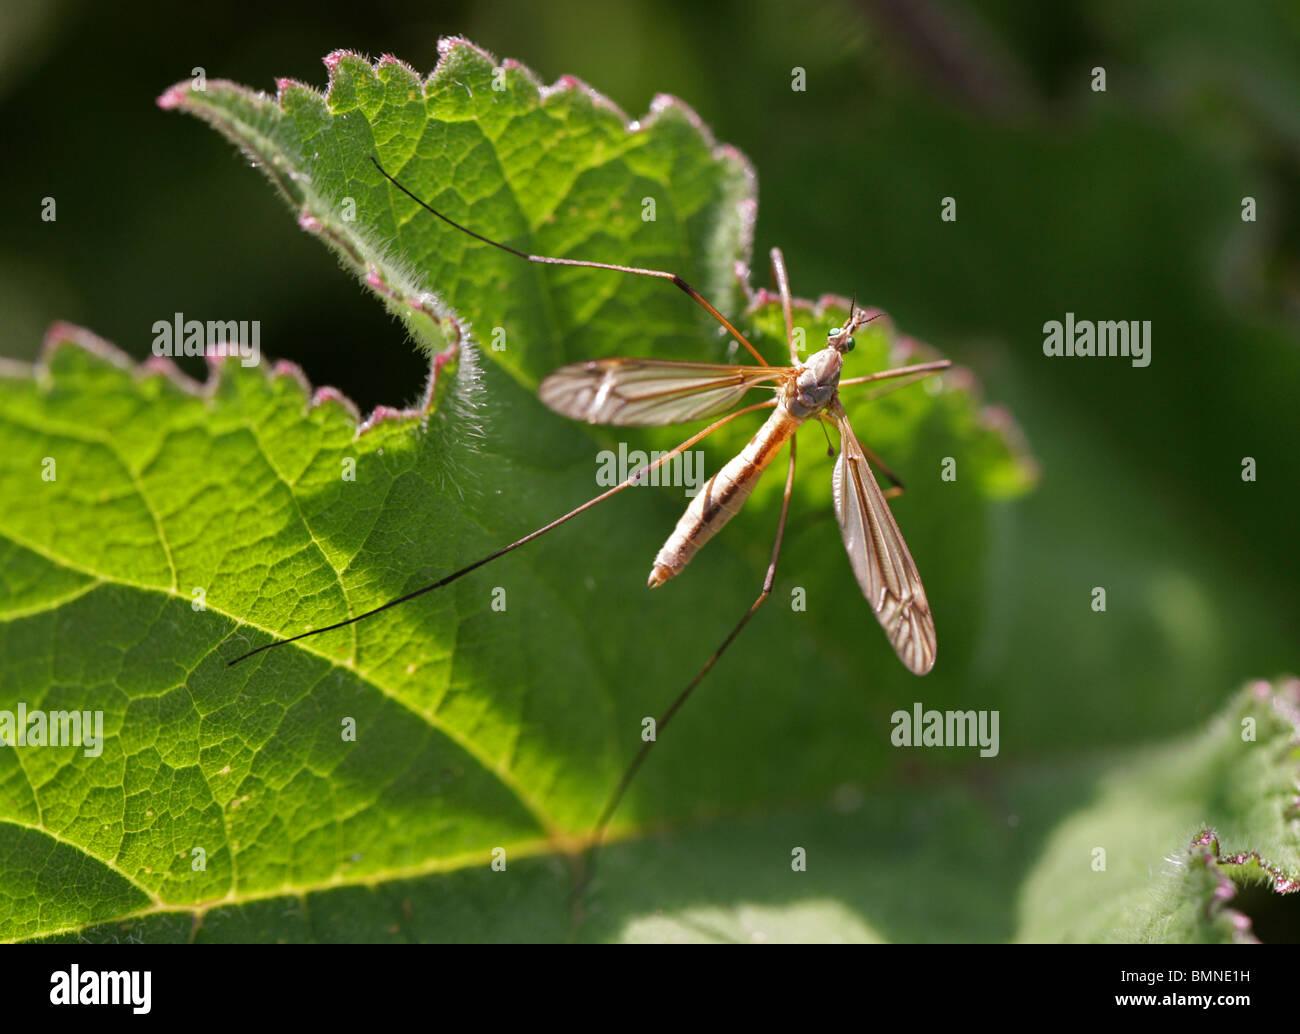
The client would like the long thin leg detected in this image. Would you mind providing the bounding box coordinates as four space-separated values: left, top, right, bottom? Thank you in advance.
227 400 777 666
769 247 799 365
576 434 799 892
370 157 770 367
837 358 951 388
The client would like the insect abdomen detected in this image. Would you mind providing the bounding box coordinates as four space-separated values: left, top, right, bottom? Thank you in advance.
648 408 799 587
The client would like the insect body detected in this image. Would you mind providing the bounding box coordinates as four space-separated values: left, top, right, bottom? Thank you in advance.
645 342 844 588
648 400 798 589
534 305 937 675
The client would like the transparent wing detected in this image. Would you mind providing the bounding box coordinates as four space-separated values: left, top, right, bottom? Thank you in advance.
831 408 937 675
539 358 787 427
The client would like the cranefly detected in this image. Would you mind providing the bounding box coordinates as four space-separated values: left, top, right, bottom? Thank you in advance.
229 155 950 854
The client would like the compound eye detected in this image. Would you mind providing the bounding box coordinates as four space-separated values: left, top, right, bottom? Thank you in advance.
843 336 855 352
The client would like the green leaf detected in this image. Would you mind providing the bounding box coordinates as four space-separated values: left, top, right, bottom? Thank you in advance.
156 41 759 383
0 42 1044 942
1015 679 1300 944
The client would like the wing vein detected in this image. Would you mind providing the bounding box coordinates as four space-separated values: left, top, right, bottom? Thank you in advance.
831 407 936 674
539 358 789 426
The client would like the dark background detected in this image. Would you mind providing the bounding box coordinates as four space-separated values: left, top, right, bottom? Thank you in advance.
1 0 1297 936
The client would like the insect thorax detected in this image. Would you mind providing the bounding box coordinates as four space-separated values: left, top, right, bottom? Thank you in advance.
787 346 844 419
